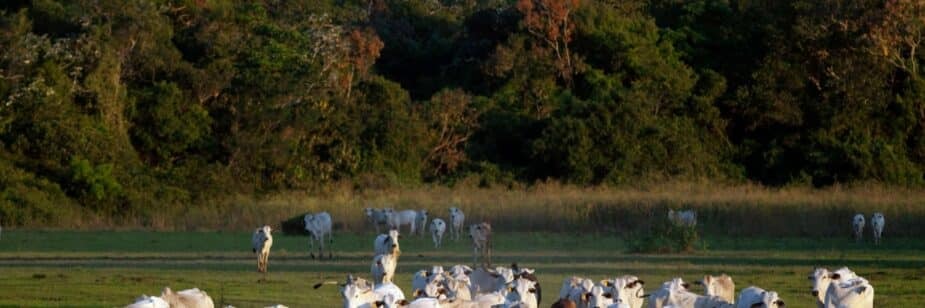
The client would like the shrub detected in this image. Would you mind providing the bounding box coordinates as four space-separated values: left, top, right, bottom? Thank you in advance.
627 220 701 253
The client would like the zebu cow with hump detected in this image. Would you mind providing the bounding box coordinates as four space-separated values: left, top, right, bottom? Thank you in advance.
304 211 333 259
809 267 858 308
469 222 492 267
695 274 734 304
251 225 273 273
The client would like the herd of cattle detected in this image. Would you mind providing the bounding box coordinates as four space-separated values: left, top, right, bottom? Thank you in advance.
123 207 886 307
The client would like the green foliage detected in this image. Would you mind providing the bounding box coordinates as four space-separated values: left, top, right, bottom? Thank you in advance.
67 156 122 203
627 219 701 254
2 0 925 225
0 158 78 226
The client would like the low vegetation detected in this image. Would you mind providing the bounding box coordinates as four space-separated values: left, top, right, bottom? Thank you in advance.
0 231 922 307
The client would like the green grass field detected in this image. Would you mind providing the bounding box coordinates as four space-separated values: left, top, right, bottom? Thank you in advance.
0 231 922 307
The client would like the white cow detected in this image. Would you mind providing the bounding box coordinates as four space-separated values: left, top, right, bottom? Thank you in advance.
870 213 884 245
449 207 466 241
559 277 595 307
506 277 540 308
388 210 420 234
443 274 473 301
469 223 492 266
695 274 734 304
824 277 874 308
304 211 333 259
469 266 513 295
582 284 614 308
416 210 429 236
809 267 857 307
412 267 446 298
375 229 402 256
431 218 447 248
668 209 697 227
161 287 215 308
602 276 645 308
647 278 689 308
735 287 783 308
852 214 865 242
341 275 379 308
252 225 273 273
366 208 391 234
125 295 169 308
372 253 398 284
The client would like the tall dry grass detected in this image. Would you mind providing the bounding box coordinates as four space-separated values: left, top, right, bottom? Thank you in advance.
141 181 925 237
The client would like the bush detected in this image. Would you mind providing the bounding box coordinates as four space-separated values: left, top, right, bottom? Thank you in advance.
627 220 701 254
280 213 308 236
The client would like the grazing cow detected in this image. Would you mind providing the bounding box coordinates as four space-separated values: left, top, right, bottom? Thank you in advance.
824 277 874 308
647 278 690 308
304 211 333 259
870 213 885 245
735 287 784 308
667 209 697 227
469 223 492 267
366 208 390 234
695 274 734 304
160 287 214 308
252 225 273 273
506 277 540 308
388 209 420 234
430 218 447 248
852 214 865 242
375 229 402 256
809 267 857 308
449 207 466 241
372 253 398 284
125 295 169 308
416 210 429 236
601 276 645 308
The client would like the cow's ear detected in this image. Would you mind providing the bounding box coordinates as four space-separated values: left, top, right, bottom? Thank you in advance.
637 280 645 285
830 273 840 280
855 286 866 294
425 271 431 277
413 289 423 297
464 270 472 275
776 299 785 307
682 282 690 289
603 292 613 299
582 293 590 302
374 300 385 307
397 299 409 305
529 288 537 293
600 280 611 287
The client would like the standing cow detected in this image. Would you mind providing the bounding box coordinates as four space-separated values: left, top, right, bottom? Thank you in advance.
252 225 273 273
304 211 333 259
449 207 466 241
430 218 446 248
469 222 492 267
852 214 865 242
871 213 885 245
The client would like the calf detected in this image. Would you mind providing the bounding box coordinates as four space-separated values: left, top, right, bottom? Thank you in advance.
852 214 865 242
469 222 492 267
304 211 333 259
870 213 884 245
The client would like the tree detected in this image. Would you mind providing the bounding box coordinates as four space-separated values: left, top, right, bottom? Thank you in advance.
516 0 581 83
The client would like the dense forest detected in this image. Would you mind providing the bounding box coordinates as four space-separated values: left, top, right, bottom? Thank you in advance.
2 0 924 225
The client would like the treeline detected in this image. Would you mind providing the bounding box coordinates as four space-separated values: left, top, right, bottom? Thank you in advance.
1 0 924 226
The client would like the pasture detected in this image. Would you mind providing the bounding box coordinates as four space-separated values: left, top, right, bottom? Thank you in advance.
0 231 922 307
